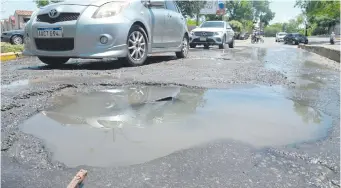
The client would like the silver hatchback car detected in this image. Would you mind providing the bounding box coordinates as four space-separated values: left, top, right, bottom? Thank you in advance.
23 0 189 66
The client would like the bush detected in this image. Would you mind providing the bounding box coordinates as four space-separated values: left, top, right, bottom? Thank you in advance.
1 42 24 53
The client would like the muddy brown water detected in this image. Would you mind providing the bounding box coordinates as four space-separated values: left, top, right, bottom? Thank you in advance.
20 85 332 167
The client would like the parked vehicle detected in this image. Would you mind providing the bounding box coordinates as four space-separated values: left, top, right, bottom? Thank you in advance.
1 30 25 45
275 32 287 42
23 0 189 66
239 32 249 40
189 21 235 49
284 33 308 45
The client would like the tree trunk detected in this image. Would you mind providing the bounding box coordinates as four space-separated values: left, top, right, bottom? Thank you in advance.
196 13 199 26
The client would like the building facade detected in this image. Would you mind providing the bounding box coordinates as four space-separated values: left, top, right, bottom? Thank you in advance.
14 10 33 30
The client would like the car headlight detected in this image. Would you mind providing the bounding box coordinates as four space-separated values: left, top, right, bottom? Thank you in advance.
92 1 130 19
214 32 223 35
190 31 194 36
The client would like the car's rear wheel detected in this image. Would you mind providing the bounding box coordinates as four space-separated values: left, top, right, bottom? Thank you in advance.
204 44 209 49
176 35 189 58
38 57 70 65
228 38 235 48
11 35 23 45
219 35 225 49
120 25 148 67
189 44 196 48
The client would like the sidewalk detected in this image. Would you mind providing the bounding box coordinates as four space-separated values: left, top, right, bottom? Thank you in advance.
298 42 340 63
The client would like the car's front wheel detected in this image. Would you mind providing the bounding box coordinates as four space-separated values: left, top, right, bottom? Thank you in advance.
38 57 70 65
120 25 148 66
11 35 23 45
189 44 196 48
176 35 189 58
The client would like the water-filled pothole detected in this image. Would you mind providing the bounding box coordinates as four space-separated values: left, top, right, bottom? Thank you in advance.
20 85 331 167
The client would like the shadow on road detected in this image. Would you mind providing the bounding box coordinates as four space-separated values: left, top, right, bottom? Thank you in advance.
19 56 177 71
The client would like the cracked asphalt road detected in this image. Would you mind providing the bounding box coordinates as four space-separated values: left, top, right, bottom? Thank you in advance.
1 38 340 188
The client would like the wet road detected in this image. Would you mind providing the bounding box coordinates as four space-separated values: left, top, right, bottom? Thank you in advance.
1 38 340 188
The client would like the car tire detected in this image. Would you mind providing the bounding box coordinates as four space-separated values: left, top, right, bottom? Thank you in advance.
120 25 148 67
304 40 308 44
189 44 196 48
38 57 70 65
204 44 209 49
176 35 189 58
228 38 235 48
219 35 226 49
11 35 23 45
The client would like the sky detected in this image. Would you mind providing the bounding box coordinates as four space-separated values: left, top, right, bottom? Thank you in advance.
1 0 302 23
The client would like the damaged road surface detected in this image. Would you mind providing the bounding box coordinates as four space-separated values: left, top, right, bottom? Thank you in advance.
1 39 340 188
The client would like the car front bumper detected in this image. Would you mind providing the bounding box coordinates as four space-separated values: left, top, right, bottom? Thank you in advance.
23 6 132 58
276 37 284 41
189 35 224 45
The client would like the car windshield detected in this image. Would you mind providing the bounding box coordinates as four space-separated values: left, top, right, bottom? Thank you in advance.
200 22 224 28
293 33 300 37
278 33 286 36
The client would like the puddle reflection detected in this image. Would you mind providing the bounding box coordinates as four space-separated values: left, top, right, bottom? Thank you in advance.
20 86 332 167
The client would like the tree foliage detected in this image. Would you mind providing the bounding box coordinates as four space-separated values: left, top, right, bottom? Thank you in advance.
229 20 243 32
35 0 62 7
177 0 206 26
295 0 340 34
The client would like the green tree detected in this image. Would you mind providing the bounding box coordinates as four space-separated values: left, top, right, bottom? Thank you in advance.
225 0 253 21
252 0 275 26
35 0 62 7
264 23 282 37
177 0 206 26
295 0 340 35
229 20 243 32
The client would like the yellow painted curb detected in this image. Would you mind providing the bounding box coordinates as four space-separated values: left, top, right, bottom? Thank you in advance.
0 52 22 62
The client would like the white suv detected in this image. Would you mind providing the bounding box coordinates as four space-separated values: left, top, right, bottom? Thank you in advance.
189 21 235 49
276 32 287 42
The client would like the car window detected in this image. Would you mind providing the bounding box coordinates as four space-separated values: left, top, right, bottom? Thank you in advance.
174 2 182 14
165 1 179 12
148 0 165 9
201 22 224 28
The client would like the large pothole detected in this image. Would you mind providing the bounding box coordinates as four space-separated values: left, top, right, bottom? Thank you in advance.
20 85 332 167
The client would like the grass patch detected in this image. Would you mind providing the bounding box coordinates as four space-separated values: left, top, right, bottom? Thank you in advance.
1 42 24 53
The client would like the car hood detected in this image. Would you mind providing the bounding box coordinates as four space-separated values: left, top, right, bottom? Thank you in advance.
49 0 112 7
191 28 224 32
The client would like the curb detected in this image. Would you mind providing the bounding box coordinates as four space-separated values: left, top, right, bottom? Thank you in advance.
298 44 340 63
0 52 22 62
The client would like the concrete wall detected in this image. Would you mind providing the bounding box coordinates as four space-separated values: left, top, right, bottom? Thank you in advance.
298 44 340 63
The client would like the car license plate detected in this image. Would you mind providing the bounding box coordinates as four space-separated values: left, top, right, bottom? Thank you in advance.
37 27 63 38
200 37 207 41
